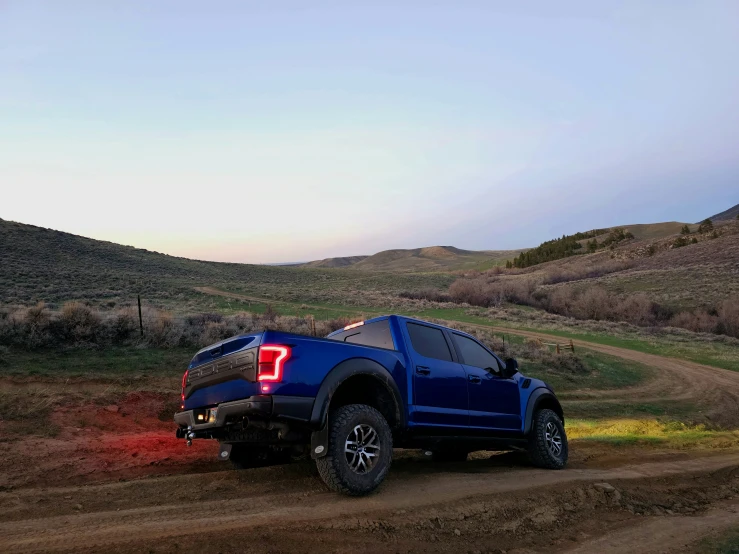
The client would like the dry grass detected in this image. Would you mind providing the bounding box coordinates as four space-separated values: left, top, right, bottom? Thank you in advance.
445 222 739 338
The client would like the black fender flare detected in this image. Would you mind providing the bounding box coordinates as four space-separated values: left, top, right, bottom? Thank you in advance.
309 357 405 428
523 387 564 435
309 358 404 458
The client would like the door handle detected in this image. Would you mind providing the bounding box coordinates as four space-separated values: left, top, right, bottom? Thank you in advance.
415 366 431 376
468 375 482 384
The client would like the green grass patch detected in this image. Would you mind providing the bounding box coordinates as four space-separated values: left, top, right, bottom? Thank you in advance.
697 528 739 554
567 418 739 448
1 347 192 378
523 349 654 393
563 401 699 421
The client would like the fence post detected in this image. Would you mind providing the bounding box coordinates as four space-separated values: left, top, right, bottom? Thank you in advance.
556 343 560 354
570 339 575 353
137 295 144 337
311 316 316 337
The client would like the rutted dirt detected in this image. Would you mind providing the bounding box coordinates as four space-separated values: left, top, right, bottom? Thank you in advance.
0 452 737 553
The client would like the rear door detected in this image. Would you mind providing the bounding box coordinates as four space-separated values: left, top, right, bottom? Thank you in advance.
403 321 469 427
451 333 521 430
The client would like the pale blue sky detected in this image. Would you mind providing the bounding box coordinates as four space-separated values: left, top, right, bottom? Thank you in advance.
2 1 737 263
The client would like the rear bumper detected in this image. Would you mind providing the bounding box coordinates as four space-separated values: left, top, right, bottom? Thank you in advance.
174 395 314 431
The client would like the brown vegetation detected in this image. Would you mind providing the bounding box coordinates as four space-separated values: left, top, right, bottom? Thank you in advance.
0 302 354 350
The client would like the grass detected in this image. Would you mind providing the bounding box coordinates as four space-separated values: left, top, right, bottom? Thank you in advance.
523 349 654 393
563 401 700 421
1 347 193 378
567 418 739 448
697 528 739 554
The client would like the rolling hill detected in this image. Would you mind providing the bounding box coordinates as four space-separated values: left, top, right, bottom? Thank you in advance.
0 219 452 311
298 255 369 268
705 202 739 222
350 246 524 272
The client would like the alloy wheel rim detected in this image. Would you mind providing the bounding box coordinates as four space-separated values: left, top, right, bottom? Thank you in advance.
545 421 563 458
345 424 381 474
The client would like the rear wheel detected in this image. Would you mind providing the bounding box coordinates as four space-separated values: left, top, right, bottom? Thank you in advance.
316 404 393 496
527 409 568 469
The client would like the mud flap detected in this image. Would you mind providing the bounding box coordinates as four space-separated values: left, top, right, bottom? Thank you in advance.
218 442 233 461
310 418 329 459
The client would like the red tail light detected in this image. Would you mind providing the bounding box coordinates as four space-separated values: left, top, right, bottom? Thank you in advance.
181 369 189 408
258 345 291 382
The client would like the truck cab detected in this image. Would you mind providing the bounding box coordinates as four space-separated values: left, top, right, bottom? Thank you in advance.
175 315 567 495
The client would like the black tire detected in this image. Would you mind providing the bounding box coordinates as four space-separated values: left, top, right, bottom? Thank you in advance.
315 404 393 496
431 448 468 462
527 409 568 469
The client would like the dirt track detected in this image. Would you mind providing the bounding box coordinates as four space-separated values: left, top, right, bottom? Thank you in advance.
1 451 738 553
3 287 737 552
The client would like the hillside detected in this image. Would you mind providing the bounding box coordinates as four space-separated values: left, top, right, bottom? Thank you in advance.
616 222 695 240
0 219 451 311
350 246 523 272
298 255 368 268
705 202 739 222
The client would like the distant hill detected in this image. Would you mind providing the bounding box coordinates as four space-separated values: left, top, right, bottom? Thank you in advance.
299 255 369 268
350 246 523 272
704 203 739 222
0 219 451 309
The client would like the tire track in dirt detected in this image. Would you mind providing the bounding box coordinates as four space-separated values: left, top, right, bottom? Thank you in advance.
1 454 737 553
195 286 739 424
563 499 739 554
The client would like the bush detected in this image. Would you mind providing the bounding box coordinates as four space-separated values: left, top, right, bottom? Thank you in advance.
54 302 101 344
718 297 739 338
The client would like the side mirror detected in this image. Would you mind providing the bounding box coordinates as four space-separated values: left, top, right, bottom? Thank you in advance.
504 358 519 378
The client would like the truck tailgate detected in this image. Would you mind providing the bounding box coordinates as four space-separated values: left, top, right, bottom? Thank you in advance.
183 333 263 409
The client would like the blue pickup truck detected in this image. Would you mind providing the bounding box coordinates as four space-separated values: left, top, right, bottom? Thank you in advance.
175 315 567 495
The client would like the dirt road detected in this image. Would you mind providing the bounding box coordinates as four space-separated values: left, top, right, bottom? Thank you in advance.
1 451 738 553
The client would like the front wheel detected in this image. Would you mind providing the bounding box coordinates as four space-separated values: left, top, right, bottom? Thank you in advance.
527 408 568 469
316 404 393 496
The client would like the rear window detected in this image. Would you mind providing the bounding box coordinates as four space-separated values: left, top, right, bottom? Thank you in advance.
328 319 395 350
406 322 452 362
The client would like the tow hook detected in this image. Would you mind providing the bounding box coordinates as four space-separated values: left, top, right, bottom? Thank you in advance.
186 426 195 447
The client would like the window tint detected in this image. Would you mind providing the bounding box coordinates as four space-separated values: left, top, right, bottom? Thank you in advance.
406 322 452 361
453 334 500 371
328 320 395 350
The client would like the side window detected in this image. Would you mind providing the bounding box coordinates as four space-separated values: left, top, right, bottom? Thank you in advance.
329 320 395 350
406 322 452 362
453 334 501 372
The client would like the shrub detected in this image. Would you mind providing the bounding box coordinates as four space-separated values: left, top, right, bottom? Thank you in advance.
718 297 739 338
571 287 612 321
399 288 452 302
54 302 101 344
698 218 714 233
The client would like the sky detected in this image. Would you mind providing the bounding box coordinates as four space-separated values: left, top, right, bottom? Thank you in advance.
1 1 738 263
